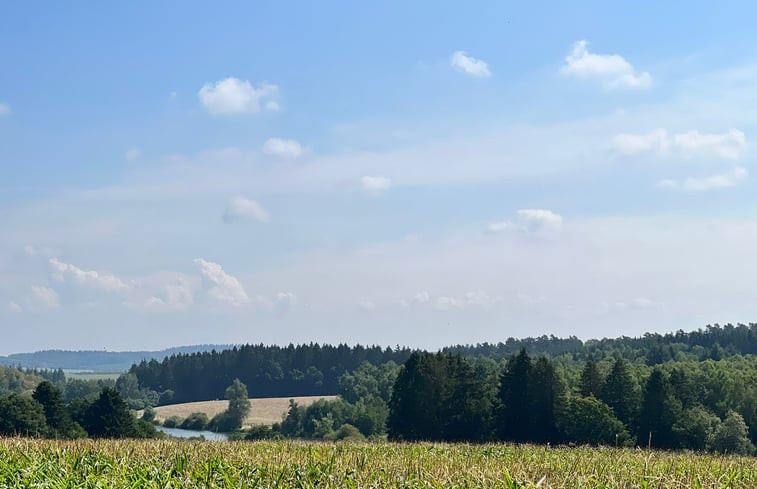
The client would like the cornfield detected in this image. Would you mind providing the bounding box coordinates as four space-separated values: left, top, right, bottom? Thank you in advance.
0 438 754 488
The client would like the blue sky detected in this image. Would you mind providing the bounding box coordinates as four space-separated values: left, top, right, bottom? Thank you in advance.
3 2 757 353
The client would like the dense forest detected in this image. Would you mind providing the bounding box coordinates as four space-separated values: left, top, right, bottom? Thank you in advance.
129 343 414 403
129 323 757 405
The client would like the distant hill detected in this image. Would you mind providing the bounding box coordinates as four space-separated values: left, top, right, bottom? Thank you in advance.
0 345 236 372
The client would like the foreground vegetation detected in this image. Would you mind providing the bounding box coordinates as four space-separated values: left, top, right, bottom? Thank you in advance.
0 438 754 488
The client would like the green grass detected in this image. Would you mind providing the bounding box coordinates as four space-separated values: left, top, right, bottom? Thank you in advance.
63 370 122 381
0 439 754 488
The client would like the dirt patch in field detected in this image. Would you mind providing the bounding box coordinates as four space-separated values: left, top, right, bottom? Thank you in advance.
144 395 338 427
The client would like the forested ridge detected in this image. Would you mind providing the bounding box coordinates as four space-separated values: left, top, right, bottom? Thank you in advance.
130 323 757 404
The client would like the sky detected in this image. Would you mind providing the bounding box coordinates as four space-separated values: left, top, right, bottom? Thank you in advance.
3 2 757 354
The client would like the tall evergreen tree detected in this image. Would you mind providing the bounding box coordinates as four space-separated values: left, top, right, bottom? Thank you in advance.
32 380 82 438
83 388 137 438
529 356 566 443
638 368 681 448
599 357 639 429
579 360 604 398
497 348 533 441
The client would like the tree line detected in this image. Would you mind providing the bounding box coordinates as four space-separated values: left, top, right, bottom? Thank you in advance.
263 351 754 454
130 343 413 404
0 381 156 439
126 324 757 407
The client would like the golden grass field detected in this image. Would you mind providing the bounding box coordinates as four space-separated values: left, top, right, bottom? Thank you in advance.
147 396 337 427
0 438 754 488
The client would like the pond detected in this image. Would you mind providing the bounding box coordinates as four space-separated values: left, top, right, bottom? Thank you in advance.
156 426 229 441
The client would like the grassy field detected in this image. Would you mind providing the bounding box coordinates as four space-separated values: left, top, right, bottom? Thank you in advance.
148 396 338 427
63 370 122 381
0 438 754 488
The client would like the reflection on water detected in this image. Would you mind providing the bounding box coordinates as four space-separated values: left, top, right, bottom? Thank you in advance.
156 425 229 441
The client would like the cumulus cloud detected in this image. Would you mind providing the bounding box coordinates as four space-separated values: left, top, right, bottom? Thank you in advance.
262 138 305 158
614 128 746 159
358 300 376 311
49 258 129 293
561 40 651 89
516 209 563 233
491 209 563 236
125 148 141 161
361 175 392 194
193 258 250 306
658 167 748 191
143 276 196 310
31 286 60 309
198 77 278 114
0 103 10 115
8 301 22 312
222 197 270 223
450 51 491 77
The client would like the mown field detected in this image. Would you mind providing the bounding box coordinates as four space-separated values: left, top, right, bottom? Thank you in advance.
0 439 754 488
145 395 337 427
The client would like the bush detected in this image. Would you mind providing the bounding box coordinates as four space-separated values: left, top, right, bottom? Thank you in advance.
180 412 209 431
162 416 183 428
245 424 281 440
558 396 631 446
327 423 366 442
707 411 755 455
141 406 156 422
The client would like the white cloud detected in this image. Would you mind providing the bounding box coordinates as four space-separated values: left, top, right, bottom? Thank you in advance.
262 138 305 158
143 276 195 310
222 196 270 223
193 258 250 306
265 101 280 111
614 128 746 160
517 209 563 229
561 40 651 89
125 148 141 161
8 301 22 312
488 209 563 236
673 129 746 159
198 77 278 114
613 129 670 155
361 175 392 194
487 222 511 233
450 51 491 77
0 103 10 115
49 258 129 293
31 286 60 309
358 300 376 311
660 167 748 191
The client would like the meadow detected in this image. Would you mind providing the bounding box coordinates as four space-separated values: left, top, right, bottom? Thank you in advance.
144 395 337 427
0 438 754 488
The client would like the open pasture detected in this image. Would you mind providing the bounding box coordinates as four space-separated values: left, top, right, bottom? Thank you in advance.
0 438 754 488
147 395 338 427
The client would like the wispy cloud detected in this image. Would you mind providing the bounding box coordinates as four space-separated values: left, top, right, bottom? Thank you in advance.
658 167 748 191
262 138 305 158
222 196 270 223
361 175 392 194
614 128 746 159
50 258 129 293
